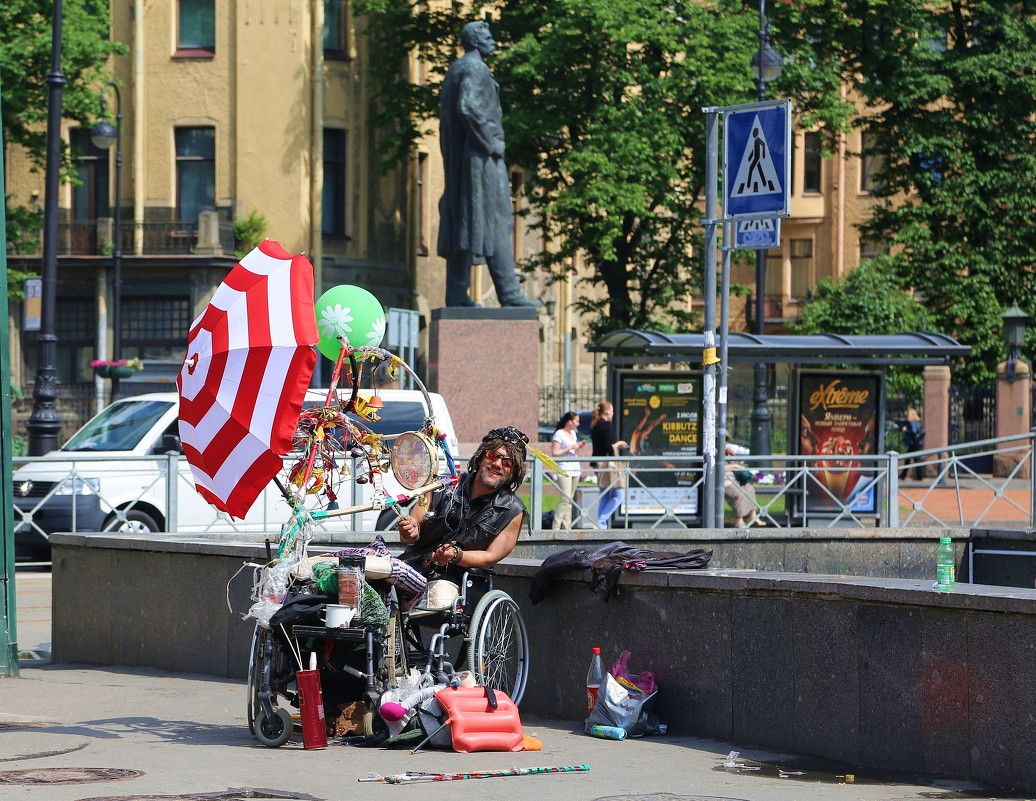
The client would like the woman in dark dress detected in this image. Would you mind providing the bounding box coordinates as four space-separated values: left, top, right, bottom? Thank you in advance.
590 400 628 529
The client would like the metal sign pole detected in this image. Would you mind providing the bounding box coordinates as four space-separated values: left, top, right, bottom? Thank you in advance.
701 109 720 527
716 221 733 527
0 78 19 676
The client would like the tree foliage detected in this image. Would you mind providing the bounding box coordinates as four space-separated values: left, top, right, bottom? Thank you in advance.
356 0 852 338
1 0 124 292
790 256 935 398
781 1 1036 386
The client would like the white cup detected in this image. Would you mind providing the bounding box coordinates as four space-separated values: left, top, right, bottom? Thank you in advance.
325 604 356 628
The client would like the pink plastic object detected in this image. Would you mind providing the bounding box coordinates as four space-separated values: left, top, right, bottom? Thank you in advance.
380 701 407 721
611 649 656 695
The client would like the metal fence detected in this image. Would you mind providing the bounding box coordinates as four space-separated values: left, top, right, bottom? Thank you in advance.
12 433 1035 561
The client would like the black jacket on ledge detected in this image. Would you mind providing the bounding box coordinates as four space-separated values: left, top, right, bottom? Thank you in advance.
529 541 713 603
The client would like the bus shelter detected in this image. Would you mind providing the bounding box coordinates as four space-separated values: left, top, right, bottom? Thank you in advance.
587 330 969 525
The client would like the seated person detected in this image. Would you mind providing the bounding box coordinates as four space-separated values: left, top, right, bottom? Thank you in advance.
397 426 529 589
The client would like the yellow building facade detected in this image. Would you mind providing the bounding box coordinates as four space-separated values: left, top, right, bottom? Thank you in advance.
5 1 879 435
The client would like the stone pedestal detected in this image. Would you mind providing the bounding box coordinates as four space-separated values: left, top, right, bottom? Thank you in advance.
994 359 1031 478
429 307 540 452
923 364 950 478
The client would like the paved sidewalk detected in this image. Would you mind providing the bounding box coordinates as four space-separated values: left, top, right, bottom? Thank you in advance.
0 663 1016 801
4 571 1020 801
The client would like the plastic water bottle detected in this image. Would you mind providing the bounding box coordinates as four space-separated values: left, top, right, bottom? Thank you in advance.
586 647 604 716
589 724 627 740
936 536 955 592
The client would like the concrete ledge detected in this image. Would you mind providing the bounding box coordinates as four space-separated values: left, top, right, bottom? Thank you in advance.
49 531 1036 792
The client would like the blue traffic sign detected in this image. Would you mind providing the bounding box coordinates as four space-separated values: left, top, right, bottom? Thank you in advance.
734 217 780 249
722 99 791 221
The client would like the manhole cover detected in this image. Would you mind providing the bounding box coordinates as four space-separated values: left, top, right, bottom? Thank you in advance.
0 721 46 731
79 791 318 801
594 796 748 801
0 767 141 785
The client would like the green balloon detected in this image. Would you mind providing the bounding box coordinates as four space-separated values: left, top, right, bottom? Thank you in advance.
314 284 386 361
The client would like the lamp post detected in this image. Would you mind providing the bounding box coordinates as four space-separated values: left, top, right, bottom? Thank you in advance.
27 0 66 456
91 83 123 398
1002 303 1029 383
748 0 782 457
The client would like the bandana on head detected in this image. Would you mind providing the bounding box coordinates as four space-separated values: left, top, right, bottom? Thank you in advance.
483 426 561 474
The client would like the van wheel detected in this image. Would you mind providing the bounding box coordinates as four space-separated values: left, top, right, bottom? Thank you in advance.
105 509 162 534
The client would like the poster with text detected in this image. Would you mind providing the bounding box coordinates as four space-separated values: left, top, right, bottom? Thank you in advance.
618 372 701 515
797 371 881 514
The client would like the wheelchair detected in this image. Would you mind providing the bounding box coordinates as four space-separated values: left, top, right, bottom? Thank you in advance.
246 567 528 748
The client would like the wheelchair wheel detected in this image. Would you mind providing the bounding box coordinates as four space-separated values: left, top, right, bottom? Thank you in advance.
254 706 294 748
246 625 264 736
466 590 529 705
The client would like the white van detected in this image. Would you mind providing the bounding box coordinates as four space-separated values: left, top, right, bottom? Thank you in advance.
12 389 458 560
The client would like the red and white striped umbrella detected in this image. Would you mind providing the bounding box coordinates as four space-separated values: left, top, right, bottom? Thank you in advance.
177 240 318 518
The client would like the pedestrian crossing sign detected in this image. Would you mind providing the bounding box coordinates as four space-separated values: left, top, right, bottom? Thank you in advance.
722 99 791 221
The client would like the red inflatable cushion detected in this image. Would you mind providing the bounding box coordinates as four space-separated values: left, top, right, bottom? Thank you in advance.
434 686 523 753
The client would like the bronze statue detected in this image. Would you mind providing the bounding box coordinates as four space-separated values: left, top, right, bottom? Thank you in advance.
438 21 537 308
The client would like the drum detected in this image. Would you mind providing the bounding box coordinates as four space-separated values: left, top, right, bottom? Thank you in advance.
390 431 440 490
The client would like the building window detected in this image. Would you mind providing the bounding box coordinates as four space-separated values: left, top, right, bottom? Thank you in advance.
178 0 215 53
122 295 193 361
70 129 110 222
416 152 429 256
22 293 96 382
790 238 814 298
175 127 215 224
323 129 347 237
323 0 349 57
860 131 884 194
859 238 886 261
803 132 822 194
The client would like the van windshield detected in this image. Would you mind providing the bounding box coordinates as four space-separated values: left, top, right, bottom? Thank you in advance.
62 399 175 452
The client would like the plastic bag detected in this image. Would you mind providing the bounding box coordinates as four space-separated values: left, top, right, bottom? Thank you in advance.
611 650 656 695
586 672 656 732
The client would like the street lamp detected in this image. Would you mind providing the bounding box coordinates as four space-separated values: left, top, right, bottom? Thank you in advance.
1001 303 1029 383
27 0 66 456
749 0 782 458
92 83 123 397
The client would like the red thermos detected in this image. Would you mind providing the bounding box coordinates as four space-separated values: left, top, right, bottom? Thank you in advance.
297 653 328 750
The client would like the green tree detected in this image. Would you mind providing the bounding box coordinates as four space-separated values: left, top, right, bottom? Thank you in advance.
782 1 1036 386
791 256 935 398
1 0 124 288
356 0 853 338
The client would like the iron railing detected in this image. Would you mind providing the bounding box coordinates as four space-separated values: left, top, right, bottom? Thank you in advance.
12 434 1036 562
16 220 237 256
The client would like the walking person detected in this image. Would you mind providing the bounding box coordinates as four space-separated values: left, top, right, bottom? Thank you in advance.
723 442 762 528
550 411 583 530
899 407 926 481
591 400 628 529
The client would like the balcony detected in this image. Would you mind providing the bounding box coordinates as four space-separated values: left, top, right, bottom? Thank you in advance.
16 213 237 257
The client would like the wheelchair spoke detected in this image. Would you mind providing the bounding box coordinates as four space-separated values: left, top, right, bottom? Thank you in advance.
467 591 529 705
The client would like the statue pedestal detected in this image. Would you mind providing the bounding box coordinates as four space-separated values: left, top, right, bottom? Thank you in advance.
429 307 540 453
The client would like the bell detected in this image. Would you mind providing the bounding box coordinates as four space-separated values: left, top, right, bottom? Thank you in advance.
366 395 385 409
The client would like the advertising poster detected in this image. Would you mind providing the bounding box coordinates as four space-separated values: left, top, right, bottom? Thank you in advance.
617 372 701 516
796 371 881 514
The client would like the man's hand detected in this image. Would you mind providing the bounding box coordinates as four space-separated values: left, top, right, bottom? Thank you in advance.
398 515 420 543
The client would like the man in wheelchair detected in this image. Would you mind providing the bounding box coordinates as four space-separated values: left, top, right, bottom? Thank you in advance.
397 426 529 583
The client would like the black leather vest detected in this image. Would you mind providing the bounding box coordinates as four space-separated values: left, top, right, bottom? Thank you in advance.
400 473 526 564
